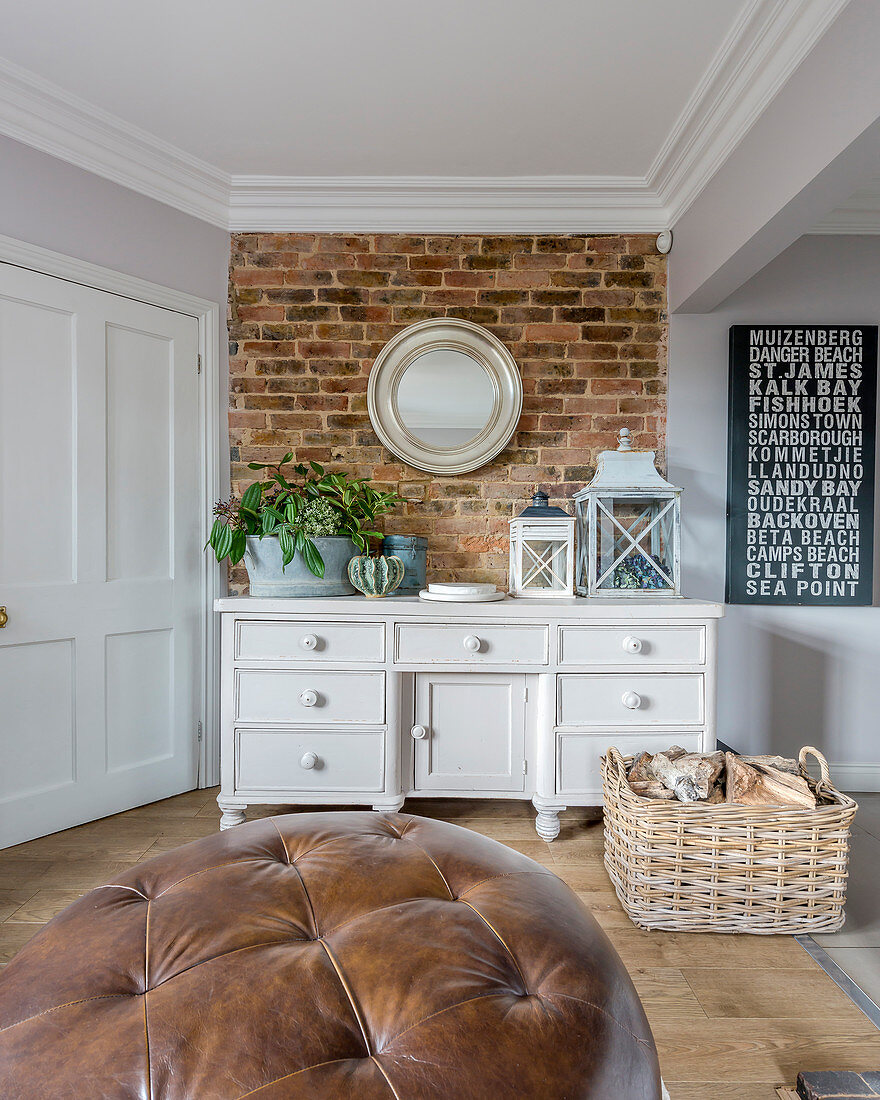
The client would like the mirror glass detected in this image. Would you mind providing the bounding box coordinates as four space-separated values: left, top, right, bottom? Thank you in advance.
396 349 495 448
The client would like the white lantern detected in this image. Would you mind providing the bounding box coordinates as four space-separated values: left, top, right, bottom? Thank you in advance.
508 491 575 598
573 428 681 598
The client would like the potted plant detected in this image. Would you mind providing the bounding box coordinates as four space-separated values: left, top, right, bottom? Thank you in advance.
207 454 407 597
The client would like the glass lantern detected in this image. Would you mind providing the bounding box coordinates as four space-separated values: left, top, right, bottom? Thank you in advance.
573 428 681 597
508 491 575 598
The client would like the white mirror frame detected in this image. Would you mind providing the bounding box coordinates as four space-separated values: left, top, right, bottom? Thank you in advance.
367 317 523 475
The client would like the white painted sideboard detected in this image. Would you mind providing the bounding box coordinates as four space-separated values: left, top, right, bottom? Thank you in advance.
215 596 723 839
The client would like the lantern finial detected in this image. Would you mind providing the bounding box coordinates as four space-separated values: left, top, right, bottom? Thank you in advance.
617 427 633 452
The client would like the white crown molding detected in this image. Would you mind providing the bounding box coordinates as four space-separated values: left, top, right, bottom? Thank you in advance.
810 215 880 233
0 2 852 233
650 0 852 224
0 57 230 227
811 177 880 232
228 175 666 233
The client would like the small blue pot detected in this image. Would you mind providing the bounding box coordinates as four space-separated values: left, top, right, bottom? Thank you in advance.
348 554 405 598
382 535 428 594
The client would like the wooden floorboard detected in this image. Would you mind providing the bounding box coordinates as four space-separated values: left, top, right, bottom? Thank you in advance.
1 790 877 1097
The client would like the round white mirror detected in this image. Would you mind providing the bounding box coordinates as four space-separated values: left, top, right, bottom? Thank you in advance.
367 318 523 475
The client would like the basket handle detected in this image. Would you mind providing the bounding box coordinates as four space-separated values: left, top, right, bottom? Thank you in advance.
799 745 832 792
603 746 629 792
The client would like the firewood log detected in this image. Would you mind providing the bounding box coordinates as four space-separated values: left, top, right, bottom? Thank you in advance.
652 750 725 801
628 779 676 799
725 753 815 808
705 784 725 804
627 752 655 784
739 754 799 775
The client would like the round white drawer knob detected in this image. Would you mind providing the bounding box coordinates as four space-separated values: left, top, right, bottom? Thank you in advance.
463 635 481 652
411 724 428 740
622 636 643 654
300 633 318 651
299 689 318 708
300 751 319 770
622 691 642 710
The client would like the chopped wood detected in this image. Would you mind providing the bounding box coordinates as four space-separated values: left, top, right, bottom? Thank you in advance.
627 751 655 784
704 783 725 804
740 754 799 775
628 779 675 799
725 752 815 808
652 750 725 802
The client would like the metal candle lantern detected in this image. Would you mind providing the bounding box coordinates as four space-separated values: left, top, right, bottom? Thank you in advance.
573 428 681 597
508 491 575 598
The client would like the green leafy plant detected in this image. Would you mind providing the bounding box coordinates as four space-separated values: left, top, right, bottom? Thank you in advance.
207 454 406 578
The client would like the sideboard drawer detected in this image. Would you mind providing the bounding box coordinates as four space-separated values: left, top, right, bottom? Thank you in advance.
235 670 385 724
235 620 384 663
235 728 384 793
558 673 704 726
395 623 548 665
558 625 705 666
557 731 703 796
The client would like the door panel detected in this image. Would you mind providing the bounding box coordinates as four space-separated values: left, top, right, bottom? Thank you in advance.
105 629 174 773
106 324 173 582
0 296 75 585
0 263 201 847
413 673 526 793
0 639 76 800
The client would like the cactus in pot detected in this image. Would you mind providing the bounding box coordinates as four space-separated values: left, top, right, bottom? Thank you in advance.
348 552 405 598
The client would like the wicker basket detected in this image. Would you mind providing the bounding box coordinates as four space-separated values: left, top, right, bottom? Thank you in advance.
601 745 857 934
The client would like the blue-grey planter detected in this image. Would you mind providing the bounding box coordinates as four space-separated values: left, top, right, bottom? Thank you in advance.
348 554 405 598
244 535 357 597
382 535 427 594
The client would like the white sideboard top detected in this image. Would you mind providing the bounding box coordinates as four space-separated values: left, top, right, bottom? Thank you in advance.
215 595 724 619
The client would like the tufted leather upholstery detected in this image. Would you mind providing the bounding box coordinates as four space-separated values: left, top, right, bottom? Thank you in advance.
0 812 660 1099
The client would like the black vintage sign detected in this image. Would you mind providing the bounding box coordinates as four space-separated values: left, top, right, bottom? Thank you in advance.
726 325 877 605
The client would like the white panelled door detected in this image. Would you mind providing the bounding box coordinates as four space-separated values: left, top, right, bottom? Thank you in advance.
0 263 202 847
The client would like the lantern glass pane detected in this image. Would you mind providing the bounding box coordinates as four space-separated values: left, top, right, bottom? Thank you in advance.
595 495 674 592
521 537 568 592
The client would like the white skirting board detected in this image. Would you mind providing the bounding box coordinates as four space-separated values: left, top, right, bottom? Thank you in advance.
826 762 880 794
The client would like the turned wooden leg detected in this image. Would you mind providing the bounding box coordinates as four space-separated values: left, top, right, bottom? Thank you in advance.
372 796 405 814
534 810 561 841
532 795 565 841
218 797 247 830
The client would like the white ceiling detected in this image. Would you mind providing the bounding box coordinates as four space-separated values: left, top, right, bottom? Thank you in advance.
0 0 858 230
0 0 741 176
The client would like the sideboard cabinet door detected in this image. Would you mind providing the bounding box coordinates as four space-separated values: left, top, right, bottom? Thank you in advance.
413 673 526 793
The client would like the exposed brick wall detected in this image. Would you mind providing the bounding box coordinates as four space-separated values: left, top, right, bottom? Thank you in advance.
228 233 667 591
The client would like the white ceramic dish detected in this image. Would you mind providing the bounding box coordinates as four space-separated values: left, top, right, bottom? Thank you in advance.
418 589 506 603
427 582 496 595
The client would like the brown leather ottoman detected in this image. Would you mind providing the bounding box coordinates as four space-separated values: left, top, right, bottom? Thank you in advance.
0 813 660 1099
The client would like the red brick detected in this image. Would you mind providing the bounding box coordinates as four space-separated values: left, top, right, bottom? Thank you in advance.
523 323 580 341
228 231 666 591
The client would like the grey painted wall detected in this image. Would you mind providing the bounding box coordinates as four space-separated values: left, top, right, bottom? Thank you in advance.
669 235 880 772
0 134 229 301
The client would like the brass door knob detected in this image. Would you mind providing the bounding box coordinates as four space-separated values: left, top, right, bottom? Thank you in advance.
0 606 7 628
